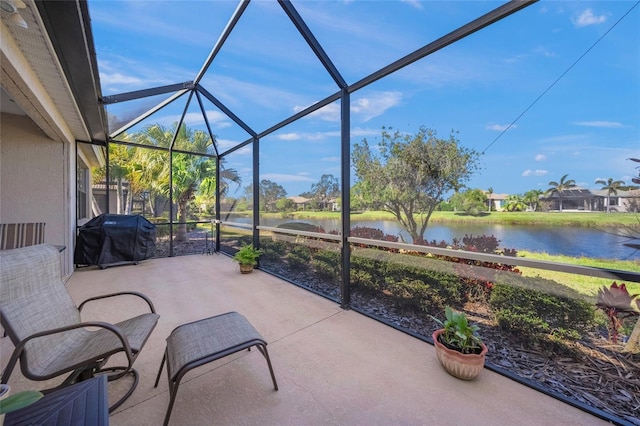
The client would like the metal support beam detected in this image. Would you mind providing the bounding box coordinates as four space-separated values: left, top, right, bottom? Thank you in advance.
339 88 351 309
215 156 221 253
278 0 347 89
219 90 342 157
194 0 251 85
197 85 256 137
195 90 220 157
109 90 189 138
169 91 195 151
252 136 260 255
351 0 537 93
101 82 194 104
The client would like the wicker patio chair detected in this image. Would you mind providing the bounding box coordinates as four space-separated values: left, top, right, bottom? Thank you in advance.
0 244 159 412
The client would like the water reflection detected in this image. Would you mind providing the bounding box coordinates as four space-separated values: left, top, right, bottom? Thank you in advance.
247 216 638 261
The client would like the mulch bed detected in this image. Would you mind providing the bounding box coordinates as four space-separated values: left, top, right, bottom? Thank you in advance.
349 291 640 426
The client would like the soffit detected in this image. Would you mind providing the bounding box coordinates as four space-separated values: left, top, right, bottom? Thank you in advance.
0 0 91 142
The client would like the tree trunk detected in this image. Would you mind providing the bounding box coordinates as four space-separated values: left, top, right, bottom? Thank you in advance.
624 316 640 353
175 202 188 242
125 188 133 214
116 179 124 214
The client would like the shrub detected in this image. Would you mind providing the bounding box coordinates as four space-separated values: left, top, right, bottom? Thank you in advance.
311 250 341 280
418 234 521 302
489 279 595 347
286 245 312 270
276 222 325 233
260 239 287 262
350 226 399 242
351 253 465 313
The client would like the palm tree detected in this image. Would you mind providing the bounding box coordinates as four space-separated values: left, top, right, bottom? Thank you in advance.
133 123 240 242
546 174 576 212
595 177 626 213
523 189 543 212
504 194 526 212
108 144 135 214
486 187 493 212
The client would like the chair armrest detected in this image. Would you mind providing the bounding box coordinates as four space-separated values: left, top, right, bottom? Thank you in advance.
78 291 156 314
1 321 134 385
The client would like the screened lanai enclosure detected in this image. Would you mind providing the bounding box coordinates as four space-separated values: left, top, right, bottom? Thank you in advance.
35 0 640 424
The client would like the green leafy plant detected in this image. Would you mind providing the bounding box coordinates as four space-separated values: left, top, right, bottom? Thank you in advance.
0 389 43 414
596 282 640 344
430 306 483 354
232 244 262 266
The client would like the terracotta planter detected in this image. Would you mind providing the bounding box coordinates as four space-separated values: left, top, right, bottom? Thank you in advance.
432 329 488 380
239 263 254 274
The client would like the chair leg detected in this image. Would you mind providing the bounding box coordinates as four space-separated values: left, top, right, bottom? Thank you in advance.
163 381 180 426
105 368 139 412
255 344 278 391
155 351 167 388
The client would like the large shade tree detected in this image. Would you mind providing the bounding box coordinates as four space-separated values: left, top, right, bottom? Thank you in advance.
352 126 480 243
308 174 340 210
546 174 576 212
259 180 287 211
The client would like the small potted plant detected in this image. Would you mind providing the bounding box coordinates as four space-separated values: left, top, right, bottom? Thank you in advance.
430 306 488 380
0 385 43 424
233 244 262 274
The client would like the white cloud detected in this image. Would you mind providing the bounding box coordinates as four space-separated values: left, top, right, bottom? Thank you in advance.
351 91 402 122
522 169 548 177
181 111 231 128
99 72 143 86
297 103 340 122
321 157 339 162
535 154 547 161
260 173 315 183
486 124 517 132
538 134 587 143
573 121 623 128
217 139 250 154
278 133 301 141
572 9 607 27
533 46 557 58
400 0 423 10
293 92 402 123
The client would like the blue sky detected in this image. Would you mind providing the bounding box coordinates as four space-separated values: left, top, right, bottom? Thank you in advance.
89 0 639 199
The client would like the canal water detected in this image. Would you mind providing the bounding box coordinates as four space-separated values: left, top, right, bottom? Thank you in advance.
234 217 638 261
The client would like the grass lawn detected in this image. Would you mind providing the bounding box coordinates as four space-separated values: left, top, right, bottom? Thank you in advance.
285 210 640 228
518 250 640 297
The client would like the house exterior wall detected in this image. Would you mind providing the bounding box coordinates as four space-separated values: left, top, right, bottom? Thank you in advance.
0 112 73 275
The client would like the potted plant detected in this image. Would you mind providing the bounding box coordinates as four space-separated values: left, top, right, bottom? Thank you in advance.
1 385 43 424
430 306 488 380
233 244 262 274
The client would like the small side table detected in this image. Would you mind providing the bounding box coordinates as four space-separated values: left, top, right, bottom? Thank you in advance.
4 375 108 426
154 312 278 426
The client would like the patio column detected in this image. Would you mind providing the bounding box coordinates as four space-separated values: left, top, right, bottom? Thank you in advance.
252 136 260 252
340 88 350 309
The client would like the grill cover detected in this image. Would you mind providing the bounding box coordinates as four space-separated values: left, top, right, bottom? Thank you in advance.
75 214 156 267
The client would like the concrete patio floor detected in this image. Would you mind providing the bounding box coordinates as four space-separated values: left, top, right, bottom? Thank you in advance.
1 253 607 425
